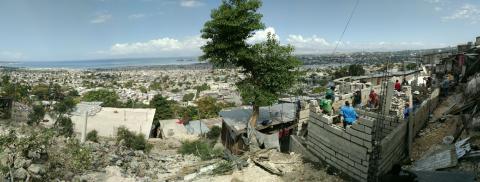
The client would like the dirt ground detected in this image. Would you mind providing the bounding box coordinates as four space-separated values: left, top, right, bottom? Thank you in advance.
195 150 344 182
410 93 462 161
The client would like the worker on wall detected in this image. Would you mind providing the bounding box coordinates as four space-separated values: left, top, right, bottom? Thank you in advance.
340 101 358 128
319 95 333 116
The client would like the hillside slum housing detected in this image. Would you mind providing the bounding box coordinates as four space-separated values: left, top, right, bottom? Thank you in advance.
219 103 302 154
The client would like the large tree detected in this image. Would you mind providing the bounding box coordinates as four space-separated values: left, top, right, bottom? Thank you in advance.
200 0 301 146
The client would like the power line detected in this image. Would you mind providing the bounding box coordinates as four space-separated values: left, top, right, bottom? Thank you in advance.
332 0 360 55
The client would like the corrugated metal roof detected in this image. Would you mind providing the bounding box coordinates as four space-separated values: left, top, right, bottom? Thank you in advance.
219 103 296 132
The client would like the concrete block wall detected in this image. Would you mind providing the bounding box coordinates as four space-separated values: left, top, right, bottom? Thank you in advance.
377 121 408 175
307 106 375 181
356 109 401 138
412 88 440 135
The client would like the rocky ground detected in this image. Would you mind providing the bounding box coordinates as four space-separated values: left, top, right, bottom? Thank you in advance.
0 119 342 182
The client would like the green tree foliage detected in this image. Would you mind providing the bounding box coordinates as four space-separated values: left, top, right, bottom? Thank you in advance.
82 89 119 107
406 63 418 70
333 64 365 79
348 64 365 76
312 87 327 94
0 75 9 87
207 125 221 140
31 84 50 100
194 83 210 94
182 93 195 102
195 96 222 119
179 106 199 122
139 86 148 93
1 82 30 101
53 96 76 116
67 89 79 97
86 130 99 142
200 0 264 67
28 104 45 125
201 0 301 139
56 116 74 137
150 94 176 121
116 126 153 152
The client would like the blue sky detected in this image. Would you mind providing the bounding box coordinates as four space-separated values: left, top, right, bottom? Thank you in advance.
0 0 479 61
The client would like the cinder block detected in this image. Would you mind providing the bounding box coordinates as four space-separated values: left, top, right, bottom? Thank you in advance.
327 125 344 137
362 133 372 141
321 114 334 124
350 135 364 146
364 127 372 134
342 132 351 141
351 123 365 132
359 117 374 127
346 126 366 140
355 162 369 173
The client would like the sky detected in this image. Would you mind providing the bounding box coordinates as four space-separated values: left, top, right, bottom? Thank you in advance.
0 0 479 61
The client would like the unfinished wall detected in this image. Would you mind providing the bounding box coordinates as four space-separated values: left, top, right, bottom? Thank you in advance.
378 121 408 175
356 110 400 138
412 88 440 134
307 106 375 181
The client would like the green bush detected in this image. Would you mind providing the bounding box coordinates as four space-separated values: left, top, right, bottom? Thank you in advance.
47 138 92 177
86 130 99 142
56 116 74 137
212 160 234 175
178 140 222 160
116 127 153 152
207 126 221 140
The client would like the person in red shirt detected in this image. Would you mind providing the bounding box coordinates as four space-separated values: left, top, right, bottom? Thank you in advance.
368 90 379 108
394 80 401 91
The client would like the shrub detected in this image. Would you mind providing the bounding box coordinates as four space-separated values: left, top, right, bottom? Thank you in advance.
178 140 222 160
56 116 74 137
212 160 234 175
47 138 92 177
86 130 99 142
207 126 221 140
116 127 153 152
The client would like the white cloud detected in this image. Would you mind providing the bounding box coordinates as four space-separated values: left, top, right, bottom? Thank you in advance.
128 13 146 20
0 51 25 61
180 0 204 7
90 12 112 24
97 35 206 57
284 34 447 54
434 6 442 11
442 4 480 23
247 27 279 44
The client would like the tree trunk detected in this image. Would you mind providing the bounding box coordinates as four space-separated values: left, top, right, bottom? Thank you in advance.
247 105 260 149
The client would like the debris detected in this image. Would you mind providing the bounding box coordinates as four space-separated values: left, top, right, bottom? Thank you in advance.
412 146 458 171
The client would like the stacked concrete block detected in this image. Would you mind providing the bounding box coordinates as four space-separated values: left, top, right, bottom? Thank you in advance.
378 121 408 175
307 109 375 181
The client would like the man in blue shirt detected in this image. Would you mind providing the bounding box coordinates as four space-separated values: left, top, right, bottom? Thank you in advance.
403 103 412 120
340 101 358 128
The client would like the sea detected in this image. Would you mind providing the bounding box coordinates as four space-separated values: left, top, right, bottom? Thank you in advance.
0 57 200 69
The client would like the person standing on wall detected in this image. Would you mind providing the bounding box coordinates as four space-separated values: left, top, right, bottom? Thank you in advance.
340 101 358 128
395 80 402 92
320 95 333 116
